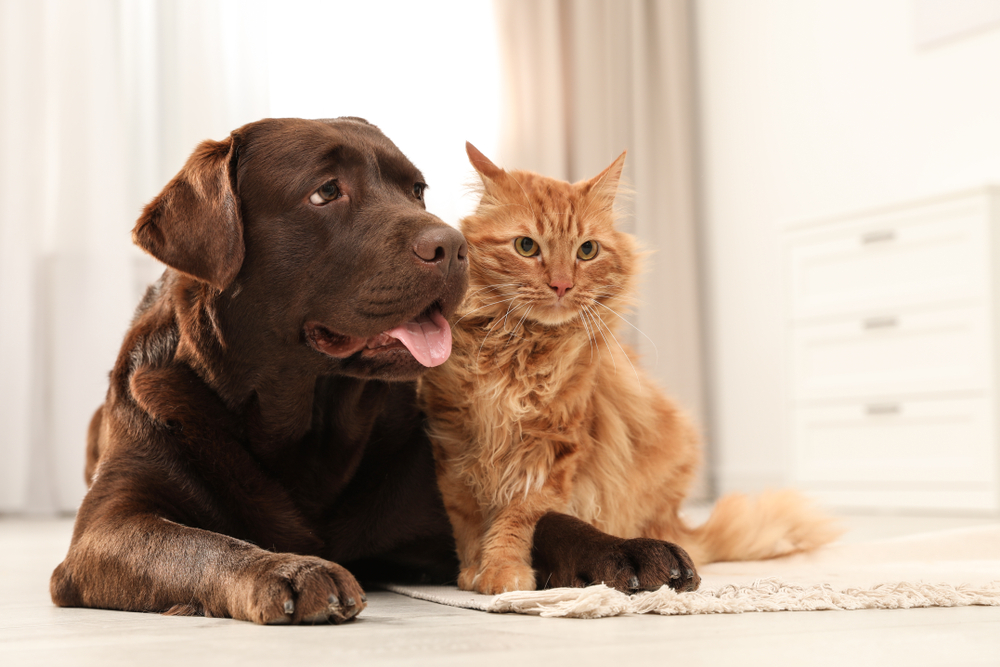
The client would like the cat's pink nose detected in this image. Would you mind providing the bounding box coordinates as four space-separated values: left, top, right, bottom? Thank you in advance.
550 280 573 298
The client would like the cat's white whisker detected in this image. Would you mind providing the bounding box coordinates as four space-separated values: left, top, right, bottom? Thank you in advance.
590 285 626 301
591 306 641 385
468 283 521 297
476 304 514 366
499 297 520 333
588 308 605 365
476 292 519 304
584 304 614 372
591 299 659 367
454 296 518 324
577 307 598 364
469 287 521 301
505 305 533 348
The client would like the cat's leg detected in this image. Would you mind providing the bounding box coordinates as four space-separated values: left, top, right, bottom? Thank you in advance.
474 499 547 594
471 444 583 594
436 470 487 590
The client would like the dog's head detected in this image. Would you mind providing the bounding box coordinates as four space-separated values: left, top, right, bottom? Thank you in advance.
133 117 469 381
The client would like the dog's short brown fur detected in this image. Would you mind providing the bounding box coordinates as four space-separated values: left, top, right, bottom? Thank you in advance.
51 117 688 624
51 118 473 624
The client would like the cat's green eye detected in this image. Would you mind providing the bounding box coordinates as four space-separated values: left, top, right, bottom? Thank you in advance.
514 236 540 257
577 240 599 260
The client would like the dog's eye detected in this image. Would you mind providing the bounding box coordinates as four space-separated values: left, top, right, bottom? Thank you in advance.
577 240 599 260
413 182 427 201
514 237 540 257
309 180 342 205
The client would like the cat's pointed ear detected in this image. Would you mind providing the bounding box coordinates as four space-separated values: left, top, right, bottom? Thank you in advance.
466 142 507 185
580 150 627 210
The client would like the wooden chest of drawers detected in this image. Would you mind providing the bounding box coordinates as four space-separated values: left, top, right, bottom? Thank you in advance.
784 187 1000 512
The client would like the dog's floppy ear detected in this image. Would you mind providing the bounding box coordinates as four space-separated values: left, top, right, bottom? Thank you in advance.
133 134 243 291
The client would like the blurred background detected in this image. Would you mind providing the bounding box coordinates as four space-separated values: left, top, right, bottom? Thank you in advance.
1 0 999 517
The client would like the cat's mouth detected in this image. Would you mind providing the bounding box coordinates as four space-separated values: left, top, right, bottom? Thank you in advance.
304 305 452 367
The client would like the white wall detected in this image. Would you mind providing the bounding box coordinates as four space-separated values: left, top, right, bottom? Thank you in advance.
695 0 1000 494
265 0 500 228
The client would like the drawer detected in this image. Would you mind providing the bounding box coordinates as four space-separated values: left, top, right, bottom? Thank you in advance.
789 306 993 400
787 197 990 318
791 396 997 486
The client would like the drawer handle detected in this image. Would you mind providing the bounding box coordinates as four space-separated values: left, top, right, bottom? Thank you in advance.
863 315 898 330
866 403 901 416
861 229 896 245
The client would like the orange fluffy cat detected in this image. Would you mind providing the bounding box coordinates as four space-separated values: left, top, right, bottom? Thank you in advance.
419 143 840 595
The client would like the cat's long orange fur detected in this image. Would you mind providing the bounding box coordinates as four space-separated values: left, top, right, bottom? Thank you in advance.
419 144 840 595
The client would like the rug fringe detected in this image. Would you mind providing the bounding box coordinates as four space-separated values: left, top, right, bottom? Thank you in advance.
487 578 1000 618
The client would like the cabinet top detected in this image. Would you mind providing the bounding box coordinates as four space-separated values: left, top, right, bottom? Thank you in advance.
781 184 1000 235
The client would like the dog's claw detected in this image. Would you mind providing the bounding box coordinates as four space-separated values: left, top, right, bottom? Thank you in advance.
627 576 640 590
283 599 295 615
345 597 356 607
670 568 681 579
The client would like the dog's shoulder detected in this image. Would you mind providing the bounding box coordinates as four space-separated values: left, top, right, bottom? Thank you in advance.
107 270 229 434
124 272 180 372
95 270 248 484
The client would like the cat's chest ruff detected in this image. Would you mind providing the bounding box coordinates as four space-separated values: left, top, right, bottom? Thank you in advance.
457 321 596 433
467 322 589 379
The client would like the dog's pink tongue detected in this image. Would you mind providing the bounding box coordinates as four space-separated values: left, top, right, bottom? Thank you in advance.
386 310 452 367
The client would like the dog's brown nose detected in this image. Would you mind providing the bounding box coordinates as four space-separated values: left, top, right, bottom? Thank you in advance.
413 225 468 276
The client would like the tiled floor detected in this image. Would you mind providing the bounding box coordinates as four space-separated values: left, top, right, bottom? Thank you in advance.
2 513 999 667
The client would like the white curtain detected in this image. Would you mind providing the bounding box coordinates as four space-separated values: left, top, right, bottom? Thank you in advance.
0 0 706 512
0 0 268 514
496 0 705 424
493 0 708 484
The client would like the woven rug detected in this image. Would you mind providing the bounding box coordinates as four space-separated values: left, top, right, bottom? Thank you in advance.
383 524 1000 618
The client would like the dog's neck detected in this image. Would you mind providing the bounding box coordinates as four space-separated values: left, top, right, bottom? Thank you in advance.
169 272 388 451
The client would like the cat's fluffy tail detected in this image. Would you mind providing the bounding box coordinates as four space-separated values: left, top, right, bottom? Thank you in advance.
677 489 843 565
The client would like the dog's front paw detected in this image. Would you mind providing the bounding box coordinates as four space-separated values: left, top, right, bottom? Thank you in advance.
615 537 700 593
531 512 700 594
237 554 367 625
546 537 700 594
471 560 536 595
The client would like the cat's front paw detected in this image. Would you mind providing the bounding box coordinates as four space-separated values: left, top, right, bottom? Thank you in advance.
457 565 480 591
472 560 536 594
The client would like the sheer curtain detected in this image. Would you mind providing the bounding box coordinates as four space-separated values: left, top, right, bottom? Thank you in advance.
493 0 708 491
0 0 705 513
0 0 268 514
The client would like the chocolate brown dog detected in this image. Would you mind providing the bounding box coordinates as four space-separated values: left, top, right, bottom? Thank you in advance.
50 118 469 624
50 117 683 625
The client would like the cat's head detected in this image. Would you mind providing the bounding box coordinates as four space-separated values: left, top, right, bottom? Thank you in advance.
459 143 637 327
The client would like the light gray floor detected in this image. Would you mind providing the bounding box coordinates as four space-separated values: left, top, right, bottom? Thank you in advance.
2 513 999 667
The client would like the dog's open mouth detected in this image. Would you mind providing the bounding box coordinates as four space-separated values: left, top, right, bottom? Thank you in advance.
305 306 452 368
